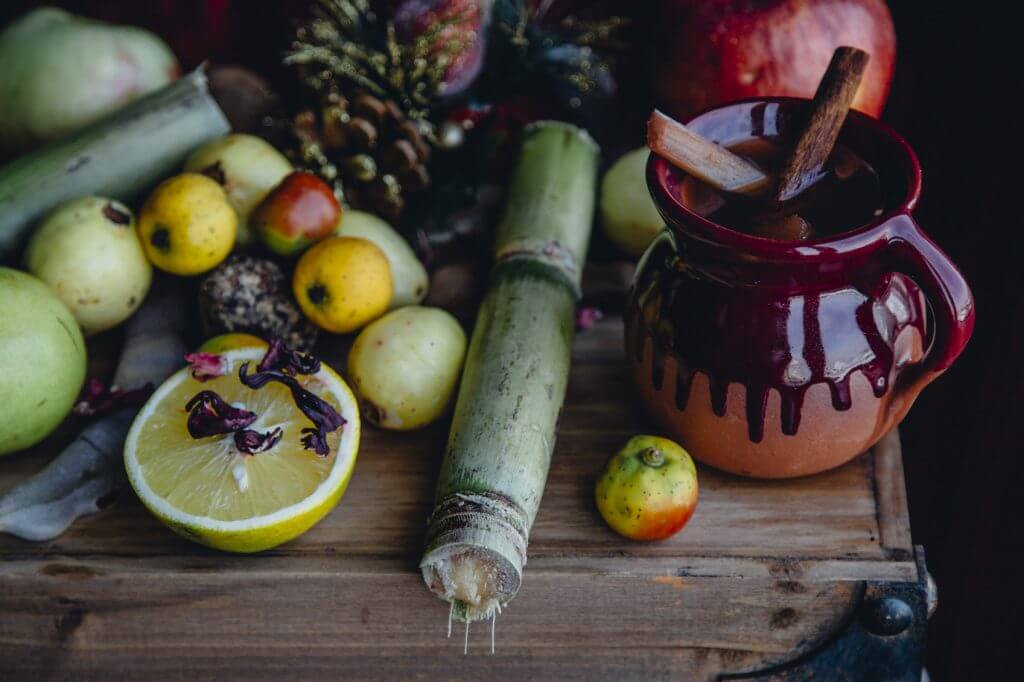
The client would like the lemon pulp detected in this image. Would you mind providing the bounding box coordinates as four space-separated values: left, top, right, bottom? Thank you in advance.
125 348 359 551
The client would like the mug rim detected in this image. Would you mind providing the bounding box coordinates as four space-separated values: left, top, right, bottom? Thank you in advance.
647 97 924 259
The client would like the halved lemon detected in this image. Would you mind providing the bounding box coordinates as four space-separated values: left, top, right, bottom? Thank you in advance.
124 347 359 552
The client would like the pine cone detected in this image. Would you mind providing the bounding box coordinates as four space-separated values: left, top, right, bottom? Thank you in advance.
286 92 432 222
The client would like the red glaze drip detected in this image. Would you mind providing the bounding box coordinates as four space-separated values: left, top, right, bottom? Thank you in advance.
627 237 926 443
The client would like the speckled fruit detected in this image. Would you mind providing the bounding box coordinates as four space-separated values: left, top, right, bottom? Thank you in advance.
254 171 341 256
24 196 151 335
292 237 392 334
346 306 466 430
137 173 238 276
595 435 698 541
0 267 87 456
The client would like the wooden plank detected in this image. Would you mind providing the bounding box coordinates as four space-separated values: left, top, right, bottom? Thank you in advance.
0 555 862 680
0 646 785 682
871 428 914 558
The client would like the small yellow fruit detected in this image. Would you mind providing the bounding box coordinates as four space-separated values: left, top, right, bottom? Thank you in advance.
197 333 268 354
137 173 238 276
347 306 466 430
334 210 428 309
293 236 392 334
595 435 698 541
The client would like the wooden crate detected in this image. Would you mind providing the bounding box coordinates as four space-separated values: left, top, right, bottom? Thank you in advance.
0 317 927 680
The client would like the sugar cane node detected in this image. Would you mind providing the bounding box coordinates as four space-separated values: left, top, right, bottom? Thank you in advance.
493 238 582 299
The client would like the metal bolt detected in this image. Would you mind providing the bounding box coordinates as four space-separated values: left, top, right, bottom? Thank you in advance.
862 596 914 636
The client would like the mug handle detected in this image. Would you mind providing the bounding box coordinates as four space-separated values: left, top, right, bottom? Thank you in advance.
882 214 975 372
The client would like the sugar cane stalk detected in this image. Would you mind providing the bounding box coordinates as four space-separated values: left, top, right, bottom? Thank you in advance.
0 69 230 259
420 121 599 623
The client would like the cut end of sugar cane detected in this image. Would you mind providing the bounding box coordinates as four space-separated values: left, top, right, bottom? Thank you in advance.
419 121 599 623
422 550 505 623
421 491 531 621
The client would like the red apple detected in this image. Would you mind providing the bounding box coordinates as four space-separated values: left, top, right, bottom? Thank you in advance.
253 172 341 256
650 0 896 119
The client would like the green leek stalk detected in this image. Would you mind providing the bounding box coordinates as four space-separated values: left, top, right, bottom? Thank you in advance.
420 121 599 623
0 69 230 260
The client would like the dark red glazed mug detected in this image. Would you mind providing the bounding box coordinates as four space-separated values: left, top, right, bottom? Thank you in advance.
626 98 975 478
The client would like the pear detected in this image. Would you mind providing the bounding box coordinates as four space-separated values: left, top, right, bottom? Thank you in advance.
0 8 177 152
0 268 87 456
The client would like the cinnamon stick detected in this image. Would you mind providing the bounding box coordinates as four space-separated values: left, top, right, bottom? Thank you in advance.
775 46 870 201
647 110 770 195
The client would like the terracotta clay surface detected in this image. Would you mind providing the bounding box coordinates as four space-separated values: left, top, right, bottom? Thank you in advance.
632 98 974 478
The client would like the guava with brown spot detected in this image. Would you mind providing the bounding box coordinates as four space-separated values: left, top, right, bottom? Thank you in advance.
346 306 466 430
24 196 151 335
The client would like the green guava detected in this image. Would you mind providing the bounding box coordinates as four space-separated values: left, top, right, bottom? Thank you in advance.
25 196 151 336
0 267 87 456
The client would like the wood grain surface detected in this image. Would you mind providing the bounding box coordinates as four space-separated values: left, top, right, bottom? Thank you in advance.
0 316 917 680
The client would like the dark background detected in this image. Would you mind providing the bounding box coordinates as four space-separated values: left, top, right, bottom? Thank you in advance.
1 2 1019 679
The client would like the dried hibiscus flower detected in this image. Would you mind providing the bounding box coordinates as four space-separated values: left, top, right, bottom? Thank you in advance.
234 427 284 455
575 306 604 331
257 338 321 376
185 390 257 439
72 378 154 418
239 356 345 457
184 352 228 382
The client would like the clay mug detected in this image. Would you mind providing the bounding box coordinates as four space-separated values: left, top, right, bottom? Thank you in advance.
626 98 975 478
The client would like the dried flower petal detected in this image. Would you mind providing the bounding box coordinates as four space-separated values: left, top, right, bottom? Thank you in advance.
257 339 321 376
234 427 284 455
72 378 154 418
575 306 604 331
300 428 330 456
184 352 228 382
185 390 257 438
238 362 345 456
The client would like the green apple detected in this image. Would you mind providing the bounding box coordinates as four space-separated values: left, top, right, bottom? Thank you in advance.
334 210 428 309
25 196 151 335
184 134 293 245
0 267 87 456
600 147 666 257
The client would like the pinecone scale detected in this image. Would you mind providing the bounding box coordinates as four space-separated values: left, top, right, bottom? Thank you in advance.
286 91 432 221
